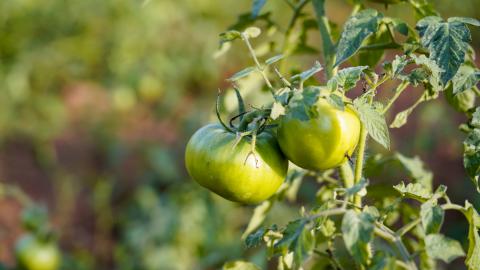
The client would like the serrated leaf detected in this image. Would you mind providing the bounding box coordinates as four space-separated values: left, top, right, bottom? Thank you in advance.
421 202 444 234
449 17 480 27
391 55 408 77
327 66 368 92
425 234 465 263
227 66 257 82
245 228 265 248
327 94 345 111
411 54 443 91
341 210 375 265
265 54 284 65
220 30 242 43
395 153 433 191
346 178 369 197
223 261 261 270
464 128 480 193
353 98 390 149
286 86 322 121
416 16 472 84
472 107 480 129
270 102 285 120
335 9 383 66
251 0 267 19
452 65 480 94
393 181 432 202
291 61 323 82
274 219 307 252
465 202 480 269
356 24 389 68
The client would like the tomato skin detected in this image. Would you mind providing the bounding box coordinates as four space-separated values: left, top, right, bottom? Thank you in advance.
277 99 361 171
185 124 288 204
15 235 60 270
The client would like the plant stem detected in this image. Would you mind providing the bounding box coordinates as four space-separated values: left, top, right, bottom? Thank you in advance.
0 182 32 206
308 207 346 221
397 218 421 237
382 81 409 115
312 0 336 78
374 223 418 270
360 42 401 51
280 0 310 73
339 161 355 204
353 121 367 208
241 33 275 95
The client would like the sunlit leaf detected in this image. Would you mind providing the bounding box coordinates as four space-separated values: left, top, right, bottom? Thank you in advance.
335 9 383 66
425 234 465 263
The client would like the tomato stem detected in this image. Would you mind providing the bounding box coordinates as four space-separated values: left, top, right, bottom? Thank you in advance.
354 111 368 208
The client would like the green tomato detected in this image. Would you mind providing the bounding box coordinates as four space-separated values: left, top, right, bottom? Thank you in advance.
185 124 288 204
277 99 361 171
15 234 60 270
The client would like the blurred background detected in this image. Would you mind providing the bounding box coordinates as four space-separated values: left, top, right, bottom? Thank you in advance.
0 0 479 269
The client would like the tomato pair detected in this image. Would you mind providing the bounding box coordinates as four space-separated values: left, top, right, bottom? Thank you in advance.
185 96 361 204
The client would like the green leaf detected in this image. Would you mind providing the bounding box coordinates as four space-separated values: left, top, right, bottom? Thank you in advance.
274 219 307 252
391 55 409 77
270 102 285 120
353 98 390 149
327 66 368 92
464 128 480 192
245 228 265 248
411 54 443 92
227 66 257 82
390 18 409 36
251 0 267 19
390 91 438 128
335 9 383 66
465 202 480 269
341 210 375 265
452 65 480 94
395 153 433 192
332 236 358 270
355 24 390 68
449 17 480 27
472 107 480 129
291 61 323 82
393 181 432 202
421 202 444 234
220 30 242 43
416 16 472 84
286 86 323 121
265 54 284 65
425 234 465 263
223 261 261 270
326 94 345 111
346 178 369 197
242 199 273 239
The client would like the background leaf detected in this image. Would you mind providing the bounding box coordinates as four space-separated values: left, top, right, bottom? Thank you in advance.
335 9 383 66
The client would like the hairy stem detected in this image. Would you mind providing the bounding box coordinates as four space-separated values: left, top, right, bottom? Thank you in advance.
353 121 367 208
374 223 418 270
382 81 409 115
241 33 275 95
339 161 355 203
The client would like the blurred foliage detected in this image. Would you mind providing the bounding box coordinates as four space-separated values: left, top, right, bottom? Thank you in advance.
0 0 479 269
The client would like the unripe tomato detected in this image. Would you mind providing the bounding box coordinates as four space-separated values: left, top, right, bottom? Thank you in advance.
277 99 361 171
185 124 288 204
15 234 60 270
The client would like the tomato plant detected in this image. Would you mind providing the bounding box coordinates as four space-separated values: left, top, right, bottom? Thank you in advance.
186 0 480 269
